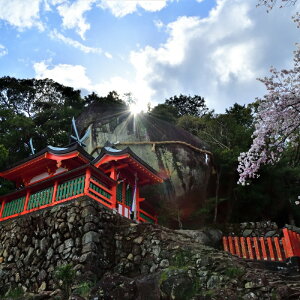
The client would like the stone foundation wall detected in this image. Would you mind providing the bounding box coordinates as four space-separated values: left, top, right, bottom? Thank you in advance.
0 198 299 299
225 221 280 237
0 197 123 293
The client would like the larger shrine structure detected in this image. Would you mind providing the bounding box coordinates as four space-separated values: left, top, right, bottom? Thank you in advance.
0 143 164 223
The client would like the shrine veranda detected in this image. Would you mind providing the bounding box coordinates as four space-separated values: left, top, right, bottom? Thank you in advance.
0 143 164 224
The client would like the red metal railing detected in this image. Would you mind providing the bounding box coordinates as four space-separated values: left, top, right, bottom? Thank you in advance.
223 228 300 262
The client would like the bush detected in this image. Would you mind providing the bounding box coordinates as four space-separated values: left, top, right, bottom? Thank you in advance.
54 264 76 299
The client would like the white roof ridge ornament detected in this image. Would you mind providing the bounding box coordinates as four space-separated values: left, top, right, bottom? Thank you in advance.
29 138 36 155
104 147 122 153
70 117 91 147
47 146 69 151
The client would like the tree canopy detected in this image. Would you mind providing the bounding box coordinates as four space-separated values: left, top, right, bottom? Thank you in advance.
165 94 209 118
0 77 126 196
0 72 299 225
150 94 210 123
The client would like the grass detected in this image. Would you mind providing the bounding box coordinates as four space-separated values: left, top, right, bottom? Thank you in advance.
224 267 245 279
74 281 92 298
3 287 24 299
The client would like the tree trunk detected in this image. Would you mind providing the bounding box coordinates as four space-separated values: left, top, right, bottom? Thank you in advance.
213 169 221 223
177 208 183 229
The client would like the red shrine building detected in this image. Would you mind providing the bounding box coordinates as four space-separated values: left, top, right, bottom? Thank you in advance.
0 144 164 223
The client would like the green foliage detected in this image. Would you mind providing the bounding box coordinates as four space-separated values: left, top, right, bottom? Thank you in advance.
54 264 76 299
191 197 227 223
165 94 209 117
84 91 125 106
0 77 84 164
159 270 169 285
74 281 92 298
150 103 178 124
0 144 8 168
160 268 202 300
175 101 300 225
0 76 126 195
224 267 245 279
0 77 299 225
3 286 24 299
172 249 192 268
150 94 210 123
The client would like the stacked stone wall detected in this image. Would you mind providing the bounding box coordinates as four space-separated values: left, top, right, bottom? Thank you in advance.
0 197 299 299
225 221 280 237
0 197 122 293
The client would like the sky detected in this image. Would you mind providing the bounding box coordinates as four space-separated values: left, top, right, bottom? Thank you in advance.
0 0 299 112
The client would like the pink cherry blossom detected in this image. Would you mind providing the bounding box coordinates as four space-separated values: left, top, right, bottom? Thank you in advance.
238 17 300 185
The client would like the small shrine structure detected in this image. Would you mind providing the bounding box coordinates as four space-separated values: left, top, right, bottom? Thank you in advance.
0 143 163 223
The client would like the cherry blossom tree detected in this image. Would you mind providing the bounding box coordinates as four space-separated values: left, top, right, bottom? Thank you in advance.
238 1 299 185
238 18 300 185
257 0 298 10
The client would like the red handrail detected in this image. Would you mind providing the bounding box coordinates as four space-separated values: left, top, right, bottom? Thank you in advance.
223 228 300 263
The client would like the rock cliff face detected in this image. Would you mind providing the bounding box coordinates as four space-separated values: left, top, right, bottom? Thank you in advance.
76 103 212 227
1 197 300 299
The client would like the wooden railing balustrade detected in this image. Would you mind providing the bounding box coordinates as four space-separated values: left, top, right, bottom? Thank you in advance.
0 166 157 224
223 228 300 262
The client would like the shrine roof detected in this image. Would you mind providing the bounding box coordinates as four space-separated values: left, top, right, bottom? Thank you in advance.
92 147 164 184
0 143 95 186
0 143 164 186
1 143 93 173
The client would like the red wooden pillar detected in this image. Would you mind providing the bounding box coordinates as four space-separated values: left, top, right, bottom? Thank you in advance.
246 237 254 259
253 237 261 260
267 237 275 261
274 237 283 261
282 228 295 259
228 236 235 255
240 237 248 259
110 167 118 209
52 181 58 203
23 190 31 212
122 181 126 217
135 185 140 221
223 237 229 252
84 168 91 194
0 199 5 219
260 237 268 261
234 237 241 257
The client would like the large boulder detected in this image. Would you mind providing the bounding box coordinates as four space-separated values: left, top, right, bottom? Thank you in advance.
77 103 212 227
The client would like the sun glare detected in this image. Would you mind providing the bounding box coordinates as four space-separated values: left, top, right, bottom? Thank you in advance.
129 103 144 115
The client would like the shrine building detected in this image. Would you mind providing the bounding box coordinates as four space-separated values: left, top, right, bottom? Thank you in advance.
0 143 164 224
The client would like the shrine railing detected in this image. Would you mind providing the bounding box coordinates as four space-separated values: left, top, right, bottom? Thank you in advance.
0 166 157 224
223 228 300 262
138 208 158 224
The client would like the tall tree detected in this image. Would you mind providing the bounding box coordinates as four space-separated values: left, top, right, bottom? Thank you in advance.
0 77 85 165
84 91 125 106
150 94 210 123
165 94 209 118
178 104 254 222
150 104 179 124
